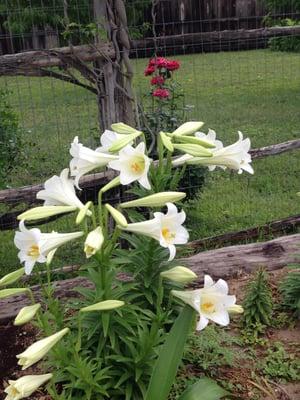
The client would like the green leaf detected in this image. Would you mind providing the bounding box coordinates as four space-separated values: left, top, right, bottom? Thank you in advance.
145 305 194 400
178 378 229 400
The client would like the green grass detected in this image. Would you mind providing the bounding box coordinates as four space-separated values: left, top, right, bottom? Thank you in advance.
0 49 300 275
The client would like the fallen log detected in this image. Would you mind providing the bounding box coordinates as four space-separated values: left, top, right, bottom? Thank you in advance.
187 214 300 252
1 234 299 322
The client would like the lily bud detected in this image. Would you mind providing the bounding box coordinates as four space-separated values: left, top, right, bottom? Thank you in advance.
0 267 25 287
173 143 213 157
84 227 104 258
172 121 204 136
161 266 197 283
159 131 174 152
105 204 127 227
4 373 53 400
111 122 141 135
18 206 77 221
108 131 142 153
100 176 121 194
17 327 70 370
14 304 41 326
76 201 92 225
227 305 244 314
80 299 125 312
0 288 29 299
173 134 215 149
120 192 186 208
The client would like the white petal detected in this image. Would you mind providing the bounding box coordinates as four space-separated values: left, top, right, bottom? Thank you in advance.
196 315 209 331
138 173 151 189
204 275 214 288
213 279 228 295
210 310 230 326
168 244 176 261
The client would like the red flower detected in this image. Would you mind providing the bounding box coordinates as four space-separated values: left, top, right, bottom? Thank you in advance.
149 57 168 68
152 88 170 98
144 66 156 76
166 60 180 71
150 76 165 86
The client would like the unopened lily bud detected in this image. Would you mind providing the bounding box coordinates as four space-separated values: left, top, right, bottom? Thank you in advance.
161 266 197 283
105 204 127 227
227 305 244 314
111 122 141 135
80 299 125 312
14 304 41 326
76 201 92 225
100 176 121 194
120 192 186 208
18 206 77 221
17 327 70 370
84 227 104 258
173 143 213 157
159 131 174 152
173 134 215 149
0 288 29 299
4 373 53 400
108 131 142 153
0 267 25 287
172 121 204 136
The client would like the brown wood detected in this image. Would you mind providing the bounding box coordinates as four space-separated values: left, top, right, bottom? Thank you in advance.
187 214 300 252
1 138 299 207
132 26 300 51
250 139 300 159
0 43 115 74
0 234 298 322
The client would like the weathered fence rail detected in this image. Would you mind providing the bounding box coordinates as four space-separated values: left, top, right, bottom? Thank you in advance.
1 234 299 322
0 139 299 230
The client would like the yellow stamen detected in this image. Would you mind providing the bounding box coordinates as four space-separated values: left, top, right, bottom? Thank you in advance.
201 301 215 313
162 228 176 241
27 244 40 257
131 162 142 173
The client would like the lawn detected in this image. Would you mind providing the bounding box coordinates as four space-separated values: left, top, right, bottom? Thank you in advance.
0 49 299 274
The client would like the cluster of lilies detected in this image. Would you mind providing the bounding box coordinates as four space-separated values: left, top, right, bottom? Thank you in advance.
1 121 252 399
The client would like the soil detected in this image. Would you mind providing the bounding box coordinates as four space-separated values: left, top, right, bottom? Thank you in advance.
0 268 299 399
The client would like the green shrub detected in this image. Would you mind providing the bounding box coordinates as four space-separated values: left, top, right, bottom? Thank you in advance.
280 264 300 318
260 342 300 382
242 268 273 328
269 36 300 52
0 89 22 188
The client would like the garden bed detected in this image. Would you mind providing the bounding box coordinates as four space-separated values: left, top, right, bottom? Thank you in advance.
1 268 299 400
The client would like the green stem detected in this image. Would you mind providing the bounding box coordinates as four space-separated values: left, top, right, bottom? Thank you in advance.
98 190 103 227
156 276 164 316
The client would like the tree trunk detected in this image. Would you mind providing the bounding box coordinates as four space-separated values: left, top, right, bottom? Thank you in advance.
93 0 134 132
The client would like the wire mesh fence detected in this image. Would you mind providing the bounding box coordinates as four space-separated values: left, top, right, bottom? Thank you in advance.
0 0 299 273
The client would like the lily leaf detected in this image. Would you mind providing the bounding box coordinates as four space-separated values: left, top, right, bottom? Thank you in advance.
178 377 229 400
145 305 194 400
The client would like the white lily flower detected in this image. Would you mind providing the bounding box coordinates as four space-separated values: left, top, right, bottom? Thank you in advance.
36 168 84 209
4 373 53 400
123 203 189 261
97 129 134 153
108 142 152 190
69 136 118 188
172 275 242 330
16 328 69 370
84 227 104 258
187 132 254 174
14 221 83 275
